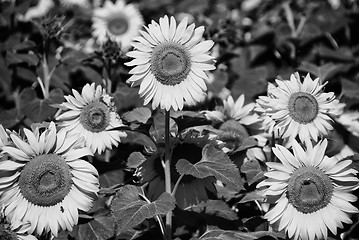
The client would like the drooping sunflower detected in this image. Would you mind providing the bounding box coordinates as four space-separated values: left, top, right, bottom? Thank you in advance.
0 122 99 237
92 0 144 51
125 15 216 111
258 139 359 240
255 72 344 147
55 83 127 154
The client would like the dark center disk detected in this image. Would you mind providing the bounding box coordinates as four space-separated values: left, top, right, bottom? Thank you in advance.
79 101 110 133
18 154 72 206
287 167 333 213
288 92 319 124
150 42 191 86
107 17 129 36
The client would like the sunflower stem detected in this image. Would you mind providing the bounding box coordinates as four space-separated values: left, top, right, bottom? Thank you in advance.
171 174 184 197
164 110 172 240
42 54 50 99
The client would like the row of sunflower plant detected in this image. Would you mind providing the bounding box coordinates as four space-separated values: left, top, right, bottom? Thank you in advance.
1 0 359 240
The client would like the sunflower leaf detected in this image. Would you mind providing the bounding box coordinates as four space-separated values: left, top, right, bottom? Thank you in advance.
127 151 147 168
72 214 116 240
186 200 238 220
171 111 212 134
111 185 176 233
176 144 243 191
240 159 265 186
19 88 64 123
122 107 152 124
191 226 285 240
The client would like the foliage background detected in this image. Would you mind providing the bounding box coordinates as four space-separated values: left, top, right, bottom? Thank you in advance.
1 0 359 239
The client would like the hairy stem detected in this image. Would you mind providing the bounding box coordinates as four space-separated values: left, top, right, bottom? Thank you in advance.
164 110 172 240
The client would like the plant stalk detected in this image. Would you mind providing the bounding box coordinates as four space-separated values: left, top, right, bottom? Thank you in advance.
164 110 172 240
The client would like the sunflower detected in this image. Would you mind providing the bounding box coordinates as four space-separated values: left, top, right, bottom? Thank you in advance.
203 94 260 125
0 122 99 237
92 0 144 51
0 207 37 240
125 15 216 111
255 72 344 147
55 83 127 154
258 139 359 240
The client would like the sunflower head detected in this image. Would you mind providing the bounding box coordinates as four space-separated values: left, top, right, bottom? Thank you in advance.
55 83 127 154
0 122 99 236
258 139 359 240
126 15 216 111
92 0 144 51
255 72 345 147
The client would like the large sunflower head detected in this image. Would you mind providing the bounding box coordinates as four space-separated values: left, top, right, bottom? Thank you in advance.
258 139 359 240
0 122 99 237
125 15 216 111
55 83 127 154
92 0 144 51
255 72 345 147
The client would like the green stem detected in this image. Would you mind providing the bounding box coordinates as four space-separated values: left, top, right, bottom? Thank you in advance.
171 174 184 197
164 110 172 240
42 54 50 99
105 149 111 162
141 193 167 240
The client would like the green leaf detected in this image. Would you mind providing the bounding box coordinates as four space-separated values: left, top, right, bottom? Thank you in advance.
6 52 39 66
240 159 264 186
238 190 266 203
171 111 212 134
113 84 144 110
0 56 11 94
317 46 354 63
186 200 238 220
74 215 116 240
19 88 64 123
191 226 285 240
127 152 146 168
11 40 36 51
341 78 359 100
122 107 152 124
0 108 23 129
176 144 243 191
297 62 350 82
111 185 176 233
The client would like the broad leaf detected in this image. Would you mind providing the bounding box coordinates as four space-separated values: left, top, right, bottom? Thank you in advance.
122 107 152 124
186 200 238 221
240 159 264 186
127 152 147 168
19 88 64 123
191 226 285 240
341 78 359 100
238 190 266 203
6 52 39 66
111 185 176 233
74 215 116 240
176 144 243 191
171 111 212 134
297 62 350 82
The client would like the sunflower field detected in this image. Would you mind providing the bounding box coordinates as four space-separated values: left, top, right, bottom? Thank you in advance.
1 0 359 239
